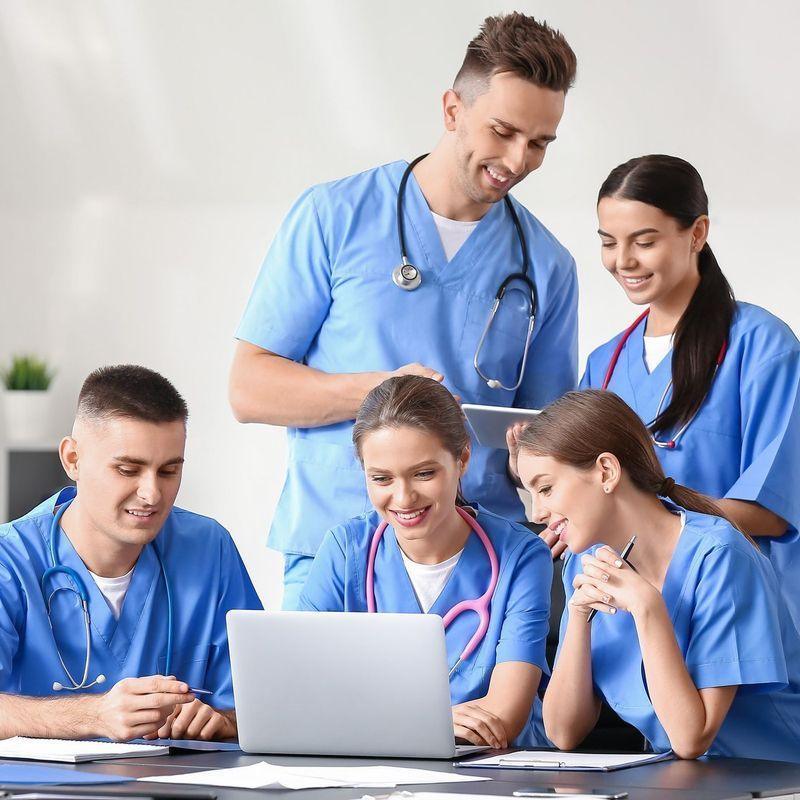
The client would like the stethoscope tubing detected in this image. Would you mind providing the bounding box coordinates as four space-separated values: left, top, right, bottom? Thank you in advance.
395 156 537 391
602 307 727 449
43 497 173 690
366 505 499 675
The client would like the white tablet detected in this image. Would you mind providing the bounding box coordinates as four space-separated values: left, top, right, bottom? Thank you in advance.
462 403 541 450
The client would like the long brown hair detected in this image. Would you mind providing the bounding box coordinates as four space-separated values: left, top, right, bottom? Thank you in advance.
517 389 753 544
353 376 470 504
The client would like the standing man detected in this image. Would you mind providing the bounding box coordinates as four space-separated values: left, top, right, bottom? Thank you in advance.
231 13 579 609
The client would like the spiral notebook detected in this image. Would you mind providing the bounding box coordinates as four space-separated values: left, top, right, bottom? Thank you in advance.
455 750 674 772
0 737 169 763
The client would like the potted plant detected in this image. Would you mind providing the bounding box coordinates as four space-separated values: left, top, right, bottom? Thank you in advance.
1 355 56 443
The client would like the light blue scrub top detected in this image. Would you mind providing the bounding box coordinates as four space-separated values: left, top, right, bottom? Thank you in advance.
298 506 553 747
582 302 800 627
237 161 578 556
0 487 262 708
560 507 800 762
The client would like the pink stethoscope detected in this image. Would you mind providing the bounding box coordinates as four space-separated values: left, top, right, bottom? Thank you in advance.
365 505 499 677
602 308 727 449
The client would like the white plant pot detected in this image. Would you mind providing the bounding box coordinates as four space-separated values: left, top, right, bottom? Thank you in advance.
2 390 54 444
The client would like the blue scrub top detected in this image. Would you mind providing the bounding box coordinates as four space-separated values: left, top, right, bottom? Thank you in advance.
237 161 578 556
298 506 553 747
0 487 262 708
582 302 800 627
560 507 800 762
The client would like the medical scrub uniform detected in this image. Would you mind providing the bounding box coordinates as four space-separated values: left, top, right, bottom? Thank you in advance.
236 161 578 607
0 487 262 708
298 505 553 746
582 302 800 626
560 507 800 762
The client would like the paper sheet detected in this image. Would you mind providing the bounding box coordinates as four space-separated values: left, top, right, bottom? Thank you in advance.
141 762 491 790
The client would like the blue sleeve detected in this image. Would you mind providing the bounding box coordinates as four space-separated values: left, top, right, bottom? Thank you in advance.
297 529 347 612
235 187 332 360
685 544 788 693
516 258 578 409
495 537 552 672
0 556 24 689
725 349 800 531
206 533 262 709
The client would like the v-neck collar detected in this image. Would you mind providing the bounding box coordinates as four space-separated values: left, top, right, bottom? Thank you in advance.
403 163 508 286
624 317 674 415
54 517 162 668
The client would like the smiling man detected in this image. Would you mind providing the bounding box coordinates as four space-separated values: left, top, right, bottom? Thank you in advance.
0 365 261 740
231 13 579 609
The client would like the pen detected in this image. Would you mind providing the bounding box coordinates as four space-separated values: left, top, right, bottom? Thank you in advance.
587 534 636 623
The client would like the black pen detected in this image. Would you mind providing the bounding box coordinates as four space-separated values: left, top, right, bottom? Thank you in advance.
587 534 636 623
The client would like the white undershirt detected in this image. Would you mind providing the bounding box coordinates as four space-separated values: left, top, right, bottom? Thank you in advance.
399 548 463 613
643 333 673 374
431 211 479 262
88 567 134 619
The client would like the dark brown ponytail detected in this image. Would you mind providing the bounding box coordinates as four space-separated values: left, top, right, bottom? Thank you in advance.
598 155 736 437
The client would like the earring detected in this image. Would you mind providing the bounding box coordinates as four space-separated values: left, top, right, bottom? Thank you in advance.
604 487 611 494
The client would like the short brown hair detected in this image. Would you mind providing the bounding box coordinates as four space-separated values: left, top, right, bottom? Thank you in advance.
77 365 188 424
454 12 576 102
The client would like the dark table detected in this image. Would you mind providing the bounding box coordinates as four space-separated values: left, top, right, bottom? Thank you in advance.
5 750 800 800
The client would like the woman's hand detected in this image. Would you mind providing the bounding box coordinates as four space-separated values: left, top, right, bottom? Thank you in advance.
576 546 662 618
452 699 509 749
506 423 524 487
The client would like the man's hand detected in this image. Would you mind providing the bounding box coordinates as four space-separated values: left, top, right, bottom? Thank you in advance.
390 363 444 383
147 699 236 741
88 676 195 741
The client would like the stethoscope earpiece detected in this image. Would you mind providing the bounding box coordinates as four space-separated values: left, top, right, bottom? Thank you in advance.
486 379 502 390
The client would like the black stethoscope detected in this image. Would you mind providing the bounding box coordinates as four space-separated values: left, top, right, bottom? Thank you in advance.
392 155 538 392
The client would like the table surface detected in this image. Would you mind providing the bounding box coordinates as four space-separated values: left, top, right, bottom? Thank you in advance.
6 749 800 800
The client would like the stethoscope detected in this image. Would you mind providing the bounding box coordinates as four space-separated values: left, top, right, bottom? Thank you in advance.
365 505 499 677
602 308 727 449
41 498 174 691
392 154 538 392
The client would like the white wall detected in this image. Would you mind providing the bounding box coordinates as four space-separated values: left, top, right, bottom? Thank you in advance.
2 1 799 608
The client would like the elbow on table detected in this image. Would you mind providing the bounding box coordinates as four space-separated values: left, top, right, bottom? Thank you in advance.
544 723 586 753
671 734 713 760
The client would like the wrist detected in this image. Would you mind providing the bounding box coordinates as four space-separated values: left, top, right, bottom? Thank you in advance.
74 693 106 738
630 589 666 623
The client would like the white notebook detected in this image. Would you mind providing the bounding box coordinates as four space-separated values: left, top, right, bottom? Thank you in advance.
456 750 674 772
0 737 169 763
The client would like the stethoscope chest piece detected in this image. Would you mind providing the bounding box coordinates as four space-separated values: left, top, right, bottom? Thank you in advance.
392 259 421 291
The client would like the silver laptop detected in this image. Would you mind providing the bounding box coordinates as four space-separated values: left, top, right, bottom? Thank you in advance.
227 610 489 758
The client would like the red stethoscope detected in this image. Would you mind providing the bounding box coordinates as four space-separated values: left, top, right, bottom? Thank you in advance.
365 505 499 677
601 308 727 449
